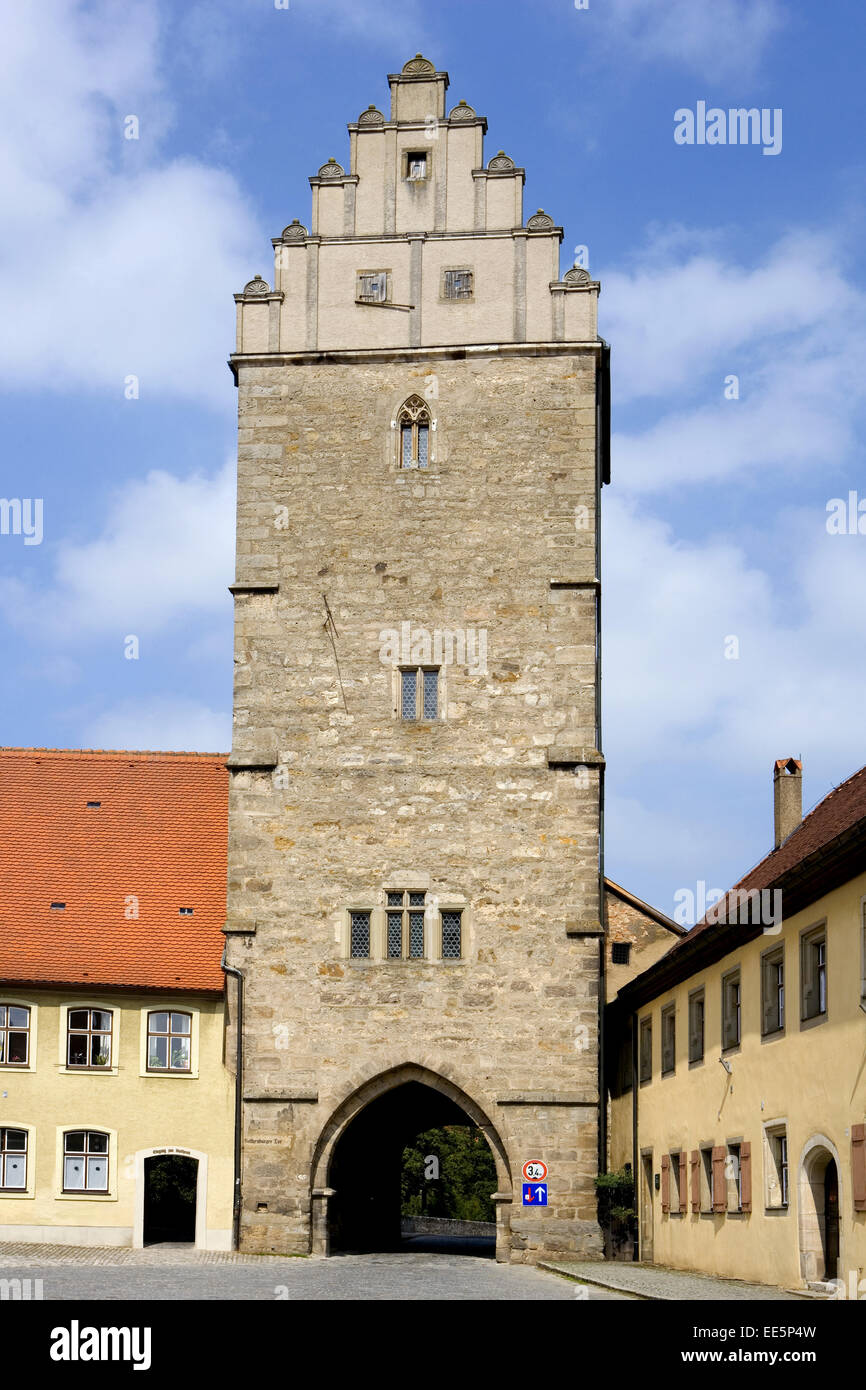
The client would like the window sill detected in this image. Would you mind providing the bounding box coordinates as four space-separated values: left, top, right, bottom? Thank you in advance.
60 1067 118 1077
141 1070 199 1080
57 1192 117 1202
761 1027 785 1042
0 1190 34 1199
688 1056 704 1069
799 1012 827 1032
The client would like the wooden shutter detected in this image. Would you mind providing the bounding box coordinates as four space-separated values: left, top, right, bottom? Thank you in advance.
690 1150 700 1212
661 1153 670 1213
740 1140 752 1212
712 1145 726 1212
678 1151 688 1214
852 1124 866 1211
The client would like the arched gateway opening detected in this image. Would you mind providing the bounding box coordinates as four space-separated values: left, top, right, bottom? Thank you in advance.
311 1066 512 1260
798 1137 841 1283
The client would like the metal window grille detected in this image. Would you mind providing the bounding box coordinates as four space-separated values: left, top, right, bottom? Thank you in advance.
441 911 461 959
408 892 425 907
387 912 402 958
401 669 417 719
611 942 630 965
386 891 403 907
422 669 438 718
350 911 370 958
409 912 424 958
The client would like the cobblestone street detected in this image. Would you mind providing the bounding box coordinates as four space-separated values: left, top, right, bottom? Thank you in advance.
0 1239 631 1301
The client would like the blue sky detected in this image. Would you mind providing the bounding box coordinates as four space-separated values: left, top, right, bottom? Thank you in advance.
2 0 865 923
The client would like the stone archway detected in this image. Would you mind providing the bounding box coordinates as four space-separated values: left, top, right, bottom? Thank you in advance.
798 1135 842 1283
310 1063 513 1261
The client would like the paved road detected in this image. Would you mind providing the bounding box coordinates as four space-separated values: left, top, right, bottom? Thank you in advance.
0 1238 630 1301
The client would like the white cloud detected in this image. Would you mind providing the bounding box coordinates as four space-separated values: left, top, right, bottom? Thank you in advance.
0 461 235 638
596 0 784 79
81 696 230 753
602 494 866 777
601 231 866 493
0 1 260 404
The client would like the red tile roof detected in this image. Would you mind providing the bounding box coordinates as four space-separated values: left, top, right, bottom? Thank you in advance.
692 761 866 944
0 749 229 993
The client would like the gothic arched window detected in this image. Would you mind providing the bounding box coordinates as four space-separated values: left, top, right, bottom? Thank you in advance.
397 395 430 468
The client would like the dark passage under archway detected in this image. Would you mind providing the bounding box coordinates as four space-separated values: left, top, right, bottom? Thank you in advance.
143 1155 197 1246
327 1081 497 1256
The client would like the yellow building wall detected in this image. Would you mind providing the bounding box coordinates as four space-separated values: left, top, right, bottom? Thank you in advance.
0 989 234 1249
622 873 866 1290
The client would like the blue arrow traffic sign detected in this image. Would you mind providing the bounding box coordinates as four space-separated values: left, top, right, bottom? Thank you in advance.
522 1182 548 1206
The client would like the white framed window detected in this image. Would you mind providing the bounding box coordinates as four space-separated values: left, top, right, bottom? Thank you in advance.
726 1141 742 1213
60 1003 119 1074
699 1145 714 1213
62 1130 109 1193
688 987 705 1064
0 1129 28 1191
0 1005 31 1067
66 1008 113 1069
147 1011 192 1072
761 944 785 1036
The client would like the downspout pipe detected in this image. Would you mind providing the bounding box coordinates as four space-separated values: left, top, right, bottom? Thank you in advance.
631 1005 639 1260
221 946 244 1252
596 340 610 1177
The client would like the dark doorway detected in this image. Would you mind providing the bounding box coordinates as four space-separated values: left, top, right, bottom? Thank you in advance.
824 1159 839 1281
327 1081 497 1257
143 1155 197 1246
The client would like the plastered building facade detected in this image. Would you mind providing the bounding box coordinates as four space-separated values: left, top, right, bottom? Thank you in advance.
224 55 611 1262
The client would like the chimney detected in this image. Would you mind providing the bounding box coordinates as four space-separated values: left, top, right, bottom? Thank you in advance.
773 758 802 848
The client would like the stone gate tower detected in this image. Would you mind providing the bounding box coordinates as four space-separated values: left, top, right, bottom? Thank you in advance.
224 54 610 1263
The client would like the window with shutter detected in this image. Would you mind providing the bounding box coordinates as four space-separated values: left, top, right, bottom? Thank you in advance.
726 1142 742 1213
712 1145 727 1212
688 988 704 1063
661 1153 670 1213
852 1124 866 1211
763 1124 789 1209
690 1150 700 1212
700 1146 714 1213
678 1151 688 1215
357 271 389 303
443 268 474 300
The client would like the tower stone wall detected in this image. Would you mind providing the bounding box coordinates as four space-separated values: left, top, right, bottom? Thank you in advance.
225 55 606 1263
